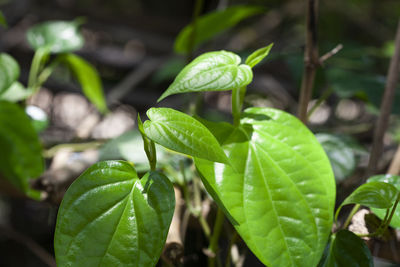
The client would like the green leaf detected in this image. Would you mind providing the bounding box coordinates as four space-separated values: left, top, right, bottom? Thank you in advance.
0 11 7 27
25 105 49 133
0 82 34 102
368 174 400 228
335 181 398 221
316 133 357 182
158 51 253 101
0 101 44 199
59 53 108 113
174 5 263 54
245 43 273 68
26 19 84 53
54 161 175 267
319 230 373 267
195 107 336 267
143 108 229 164
0 53 20 95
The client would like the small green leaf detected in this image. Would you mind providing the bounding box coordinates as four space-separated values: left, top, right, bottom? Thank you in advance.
335 181 398 221
0 11 7 27
319 230 373 267
143 108 229 164
59 53 108 113
27 20 84 53
245 43 273 68
174 5 263 54
0 101 44 199
25 105 49 133
316 133 358 182
195 107 335 267
0 53 20 95
54 161 175 267
0 82 34 102
158 51 252 101
368 174 400 228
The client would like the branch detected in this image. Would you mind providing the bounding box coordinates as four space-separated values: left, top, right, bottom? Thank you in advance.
366 19 400 177
297 0 319 123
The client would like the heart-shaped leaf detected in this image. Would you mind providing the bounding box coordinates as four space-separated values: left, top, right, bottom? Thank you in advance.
59 53 108 113
158 51 253 102
368 174 400 228
335 181 398 221
316 133 357 182
0 53 20 95
27 19 84 53
143 108 228 164
318 230 373 267
174 5 263 54
0 101 43 199
245 43 273 68
54 161 175 267
195 107 335 267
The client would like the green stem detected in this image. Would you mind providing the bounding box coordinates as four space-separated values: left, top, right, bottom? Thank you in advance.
342 204 360 229
137 115 157 171
232 87 246 127
187 0 204 63
381 192 400 233
28 47 51 89
225 231 238 267
208 208 225 267
306 87 333 119
36 60 60 89
43 141 104 158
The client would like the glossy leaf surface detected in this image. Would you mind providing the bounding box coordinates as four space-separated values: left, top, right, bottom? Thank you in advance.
335 181 398 221
245 43 273 68
174 5 263 54
143 108 228 164
54 161 175 267
319 230 373 267
0 101 43 198
27 20 84 53
195 107 335 267
158 51 252 101
368 174 400 228
60 53 108 113
0 53 20 95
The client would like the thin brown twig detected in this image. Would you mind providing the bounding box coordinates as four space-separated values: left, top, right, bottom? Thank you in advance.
297 0 319 123
0 225 56 267
319 43 343 65
366 19 400 178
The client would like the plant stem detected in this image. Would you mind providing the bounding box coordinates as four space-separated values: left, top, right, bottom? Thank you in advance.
225 231 238 267
342 204 360 229
297 0 319 123
382 192 400 232
187 0 204 63
232 87 246 127
137 114 157 171
28 47 50 89
208 208 225 267
366 19 400 178
306 87 333 119
43 141 104 158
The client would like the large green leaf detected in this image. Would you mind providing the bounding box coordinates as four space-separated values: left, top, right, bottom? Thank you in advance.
143 108 228 164
368 174 400 228
0 101 43 199
54 161 175 267
335 181 398 221
26 20 84 53
59 53 108 113
195 107 336 267
0 53 20 95
245 43 273 68
158 51 253 102
316 133 357 182
319 230 373 267
174 5 263 54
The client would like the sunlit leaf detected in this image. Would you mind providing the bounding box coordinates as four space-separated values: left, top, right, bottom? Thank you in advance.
59 53 108 113
245 43 273 68
158 51 252 101
25 105 49 133
0 101 43 199
27 19 84 53
0 82 34 102
0 53 20 95
195 107 336 267
174 5 263 54
143 108 229 164
54 161 175 267
318 230 373 267
368 174 400 228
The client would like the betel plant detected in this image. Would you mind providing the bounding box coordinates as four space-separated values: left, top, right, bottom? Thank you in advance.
54 45 336 266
